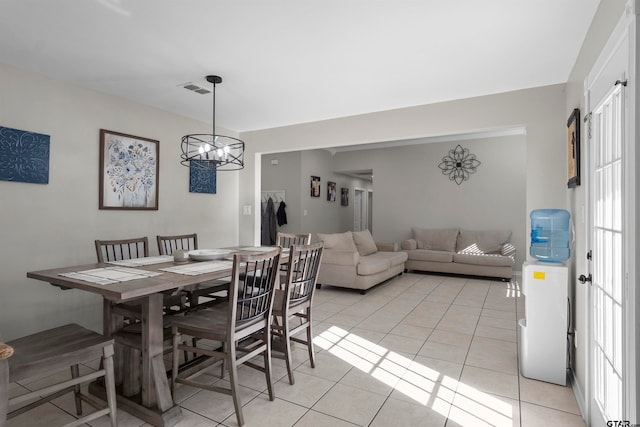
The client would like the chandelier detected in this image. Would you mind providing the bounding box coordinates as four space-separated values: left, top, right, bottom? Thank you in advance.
181 75 245 170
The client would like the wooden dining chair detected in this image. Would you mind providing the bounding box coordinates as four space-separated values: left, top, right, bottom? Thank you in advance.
156 233 198 256
156 233 230 310
170 247 282 427
271 242 324 385
0 324 117 427
275 232 311 283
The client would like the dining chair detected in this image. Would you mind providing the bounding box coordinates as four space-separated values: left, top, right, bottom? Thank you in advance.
156 233 198 256
275 232 311 283
270 242 324 385
170 247 282 427
156 233 230 310
0 324 117 427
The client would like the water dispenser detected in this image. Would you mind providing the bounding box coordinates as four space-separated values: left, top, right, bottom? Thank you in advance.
530 209 570 263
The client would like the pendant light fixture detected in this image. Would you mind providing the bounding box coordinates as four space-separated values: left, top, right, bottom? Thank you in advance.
181 75 245 170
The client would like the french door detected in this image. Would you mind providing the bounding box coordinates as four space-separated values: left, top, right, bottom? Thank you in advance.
589 82 625 426
585 13 633 424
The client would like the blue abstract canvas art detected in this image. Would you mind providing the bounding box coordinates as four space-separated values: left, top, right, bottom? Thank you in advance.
189 160 217 194
0 126 50 184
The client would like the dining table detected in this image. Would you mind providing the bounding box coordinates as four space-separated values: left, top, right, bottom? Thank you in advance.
25 246 287 427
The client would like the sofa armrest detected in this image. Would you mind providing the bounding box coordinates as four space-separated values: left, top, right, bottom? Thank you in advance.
376 242 399 252
501 243 516 259
401 239 417 250
321 249 360 266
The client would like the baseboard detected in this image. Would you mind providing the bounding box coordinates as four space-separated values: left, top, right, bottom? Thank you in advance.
568 368 588 422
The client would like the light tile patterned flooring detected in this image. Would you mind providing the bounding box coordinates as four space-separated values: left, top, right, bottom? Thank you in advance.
7 273 587 426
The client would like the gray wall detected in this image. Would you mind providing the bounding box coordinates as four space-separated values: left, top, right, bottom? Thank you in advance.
239 84 567 259
261 150 372 240
332 135 527 267
0 63 241 340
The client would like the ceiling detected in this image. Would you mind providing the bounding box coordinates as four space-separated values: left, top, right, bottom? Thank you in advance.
0 0 600 133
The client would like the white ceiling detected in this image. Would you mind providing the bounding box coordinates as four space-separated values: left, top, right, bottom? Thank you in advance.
0 0 600 132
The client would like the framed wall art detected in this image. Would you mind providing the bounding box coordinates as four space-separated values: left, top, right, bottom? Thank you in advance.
189 160 216 194
567 108 580 188
310 175 320 197
327 181 336 202
341 188 349 206
0 125 50 184
99 129 159 210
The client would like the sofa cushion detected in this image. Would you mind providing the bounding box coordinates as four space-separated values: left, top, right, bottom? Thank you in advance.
413 228 459 252
406 249 454 263
317 231 357 251
352 230 378 256
453 253 515 267
368 250 408 267
357 256 390 275
456 230 512 254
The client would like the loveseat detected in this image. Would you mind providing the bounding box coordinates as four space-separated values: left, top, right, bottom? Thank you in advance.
316 230 408 293
401 228 515 280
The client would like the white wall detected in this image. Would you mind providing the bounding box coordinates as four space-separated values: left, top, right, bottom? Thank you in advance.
0 64 241 340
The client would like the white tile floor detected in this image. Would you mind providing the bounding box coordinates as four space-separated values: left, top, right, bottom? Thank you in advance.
7 272 587 427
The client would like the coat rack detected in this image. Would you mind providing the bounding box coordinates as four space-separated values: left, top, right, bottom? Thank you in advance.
261 190 285 204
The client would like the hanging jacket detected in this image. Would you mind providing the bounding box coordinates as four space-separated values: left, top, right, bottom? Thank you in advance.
261 197 277 245
276 201 287 226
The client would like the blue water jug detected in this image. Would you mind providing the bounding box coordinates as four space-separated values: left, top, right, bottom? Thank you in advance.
530 209 570 263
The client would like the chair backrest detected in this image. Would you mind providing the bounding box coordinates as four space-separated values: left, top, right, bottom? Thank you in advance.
276 232 311 249
95 237 149 262
156 233 198 255
283 242 324 308
228 248 282 330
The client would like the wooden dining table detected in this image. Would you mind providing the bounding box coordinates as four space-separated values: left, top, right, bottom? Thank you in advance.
25 246 286 427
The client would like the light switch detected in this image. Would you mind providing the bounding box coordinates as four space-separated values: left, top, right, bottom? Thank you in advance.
303 210 308 216
243 205 251 215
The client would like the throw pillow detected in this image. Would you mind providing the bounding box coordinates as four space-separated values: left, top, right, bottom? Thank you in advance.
456 230 512 254
412 227 459 252
352 230 378 256
317 231 357 251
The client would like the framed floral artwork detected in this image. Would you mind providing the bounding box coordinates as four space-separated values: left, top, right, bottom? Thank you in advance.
99 129 159 210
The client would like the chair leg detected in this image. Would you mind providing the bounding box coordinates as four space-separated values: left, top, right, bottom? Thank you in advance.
282 319 294 385
227 345 244 426
102 344 118 427
306 309 316 369
70 364 82 415
264 328 275 400
171 329 181 396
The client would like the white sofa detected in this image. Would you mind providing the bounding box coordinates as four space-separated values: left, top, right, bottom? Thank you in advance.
316 230 408 294
401 228 516 280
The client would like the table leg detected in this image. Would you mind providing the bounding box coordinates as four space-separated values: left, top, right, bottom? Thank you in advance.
141 294 174 412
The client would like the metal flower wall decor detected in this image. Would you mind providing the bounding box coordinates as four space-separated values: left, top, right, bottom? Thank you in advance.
438 144 481 185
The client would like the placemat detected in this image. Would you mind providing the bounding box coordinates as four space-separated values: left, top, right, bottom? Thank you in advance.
59 267 163 285
160 260 233 276
107 255 173 267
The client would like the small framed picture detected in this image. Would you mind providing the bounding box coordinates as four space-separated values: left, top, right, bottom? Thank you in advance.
567 108 580 188
327 181 337 202
310 176 320 197
341 188 349 206
99 129 159 210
